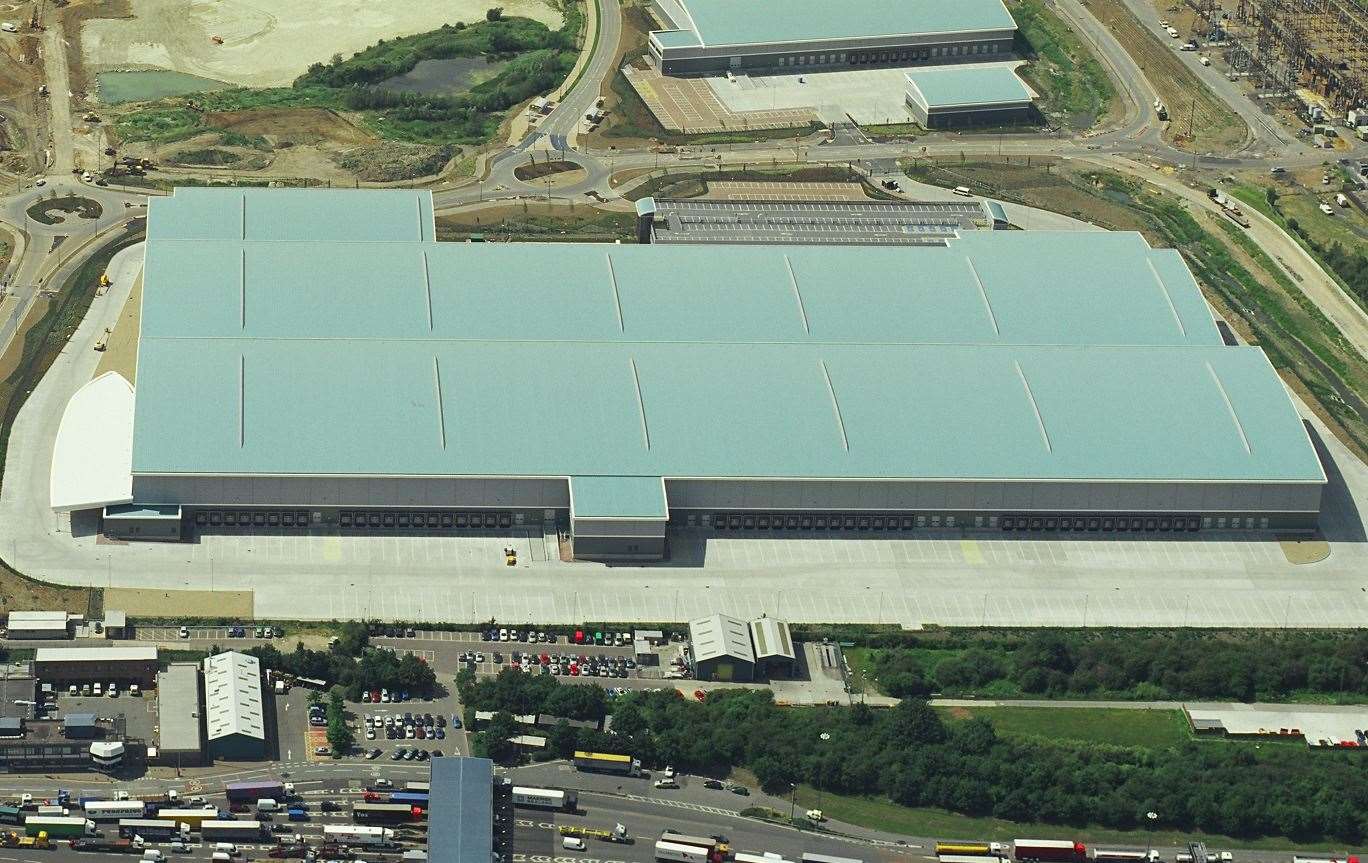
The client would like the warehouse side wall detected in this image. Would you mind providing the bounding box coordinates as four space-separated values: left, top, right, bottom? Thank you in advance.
653 33 1016 75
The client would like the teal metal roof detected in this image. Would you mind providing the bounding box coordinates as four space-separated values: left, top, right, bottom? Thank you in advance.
657 0 1017 50
147 187 435 242
652 29 701 49
571 477 668 519
130 189 1325 488
906 65 1037 109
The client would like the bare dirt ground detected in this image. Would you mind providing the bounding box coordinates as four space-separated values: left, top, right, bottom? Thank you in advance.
104 586 253 617
206 107 375 145
93 268 140 383
80 0 563 88
0 567 91 615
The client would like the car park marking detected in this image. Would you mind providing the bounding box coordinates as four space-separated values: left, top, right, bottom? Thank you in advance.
621 794 737 816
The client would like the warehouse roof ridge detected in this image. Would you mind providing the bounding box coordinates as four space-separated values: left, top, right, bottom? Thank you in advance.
126 188 1326 492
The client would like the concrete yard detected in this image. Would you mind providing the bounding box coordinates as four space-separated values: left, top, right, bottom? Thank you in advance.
1186 703 1368 747
81 0 564 88
705 66 919 125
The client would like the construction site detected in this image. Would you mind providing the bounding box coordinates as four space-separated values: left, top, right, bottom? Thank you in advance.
1181 0 1367 116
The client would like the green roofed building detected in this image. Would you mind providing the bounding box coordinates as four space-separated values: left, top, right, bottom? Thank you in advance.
73 187 1325 560
904 63 1038 128
649 0 1018 75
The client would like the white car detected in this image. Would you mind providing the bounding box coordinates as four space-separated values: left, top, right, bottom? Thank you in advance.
179 626 190 638
366 730 375 740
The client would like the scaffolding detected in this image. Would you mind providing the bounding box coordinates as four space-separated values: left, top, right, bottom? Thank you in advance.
1184 0 1367 111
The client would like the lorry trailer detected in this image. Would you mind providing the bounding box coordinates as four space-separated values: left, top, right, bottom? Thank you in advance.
1015 841 1087 862
510 787 577 812
573 751 641 776
801 853 862 863
200 821 263 841
85 801 148 821
25 817 95 839
225 782 290 803
1093 852 1160 862
388 793 429 810
941 857 1011 863
0 806 21 825
153 810 219 830
352 803 419 823
117 820 184 841
937 844 1008 857
71 838 141 853
657 841 710 863
323 825 393 846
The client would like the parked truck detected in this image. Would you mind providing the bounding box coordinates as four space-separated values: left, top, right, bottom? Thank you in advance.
201 821 263 842
510 787 577 812
937 844 1009 857
286 807 308 822
25 818 95 839
225 782 291 804
656 841 710 863
3 830 51 849
573 751 641 776
85 801 148 821
322 825 393 847
71 838 145 853
117 821 186 842
1015 841 1087 863
1093 852 1160 862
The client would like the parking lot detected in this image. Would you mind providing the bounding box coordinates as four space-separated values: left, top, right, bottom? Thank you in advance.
136 624 284 641
622 65 818 132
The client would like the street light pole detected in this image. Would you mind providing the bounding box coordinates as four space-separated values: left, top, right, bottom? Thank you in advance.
788 782 797 825
1146 811 1159 861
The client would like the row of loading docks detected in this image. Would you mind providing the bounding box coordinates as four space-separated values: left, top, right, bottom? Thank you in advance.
195 510 311 528
1001 514 1202 532
339 510 515 530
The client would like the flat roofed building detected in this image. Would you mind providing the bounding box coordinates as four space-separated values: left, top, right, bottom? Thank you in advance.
35 646 158 686
690 613 755 682
80 188 1325 560
649 0 1018 74
203 652 265 760
904 63 1038 128
157 663 203 767
6 611 72 640
748 616 796 678
428 757 493 863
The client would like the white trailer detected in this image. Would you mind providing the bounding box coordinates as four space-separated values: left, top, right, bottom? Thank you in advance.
84 801 148 821
323 825 394 847
657 841 710 863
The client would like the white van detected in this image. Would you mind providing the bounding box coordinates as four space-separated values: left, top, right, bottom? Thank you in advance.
562 837 586 852
953 186 973 197
212 854 232 863
142 851 165 863
256 799 278 813
214 844 238 855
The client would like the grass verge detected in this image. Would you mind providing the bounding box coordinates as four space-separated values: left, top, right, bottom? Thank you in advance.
1008 0 1117 129
938 705 1192 748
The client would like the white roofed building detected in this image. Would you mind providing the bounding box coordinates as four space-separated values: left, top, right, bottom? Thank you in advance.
203 651 266 760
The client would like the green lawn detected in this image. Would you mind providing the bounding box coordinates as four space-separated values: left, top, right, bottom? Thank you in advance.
786 786 1353 852
1008 0 1116 128
939 706 1192 748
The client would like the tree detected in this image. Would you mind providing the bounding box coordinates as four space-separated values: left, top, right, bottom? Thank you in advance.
335 621 369 655
326 690 353 754
477 711 520 764
486 6 504 20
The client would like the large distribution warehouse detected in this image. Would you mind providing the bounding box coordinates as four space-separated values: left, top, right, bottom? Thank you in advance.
50 188 1326 560
648 0 1019 75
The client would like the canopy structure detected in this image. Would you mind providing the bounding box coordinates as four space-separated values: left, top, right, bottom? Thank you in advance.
50 371 134 512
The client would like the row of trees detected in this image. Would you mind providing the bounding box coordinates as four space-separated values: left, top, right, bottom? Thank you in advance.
869 630 1368 701
454 669 1368 842
457 668 616 764
243 622 437 702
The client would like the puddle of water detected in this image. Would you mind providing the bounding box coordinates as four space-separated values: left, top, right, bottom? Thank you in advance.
97 70 230 104
374 57 507 96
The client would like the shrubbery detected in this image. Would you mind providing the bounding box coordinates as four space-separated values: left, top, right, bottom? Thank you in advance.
867 630 1368 701
243 622 436 701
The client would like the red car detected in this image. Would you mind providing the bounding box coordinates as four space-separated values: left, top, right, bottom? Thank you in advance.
370 689 381 702
573 630 585 644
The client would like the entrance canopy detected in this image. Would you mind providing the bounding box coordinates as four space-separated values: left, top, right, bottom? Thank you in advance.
50 372 135 512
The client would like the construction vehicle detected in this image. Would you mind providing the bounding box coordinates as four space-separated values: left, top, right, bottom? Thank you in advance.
559 824 632 844
4 830 51 848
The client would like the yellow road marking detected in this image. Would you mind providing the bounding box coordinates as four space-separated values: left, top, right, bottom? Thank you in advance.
960 539 984 564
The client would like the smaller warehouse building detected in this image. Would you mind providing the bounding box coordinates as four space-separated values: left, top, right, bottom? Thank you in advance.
749 617 797 678
157 663 204 767
429 757 494 863
35 646 158 687
203 652 265 760
689 613 756 682
905 64 1037 128
5 611 73 640
64 713 102 739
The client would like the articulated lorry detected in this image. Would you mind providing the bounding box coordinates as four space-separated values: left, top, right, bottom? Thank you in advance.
225 782 292 804
573 751 641 776
1014 841 1087 863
